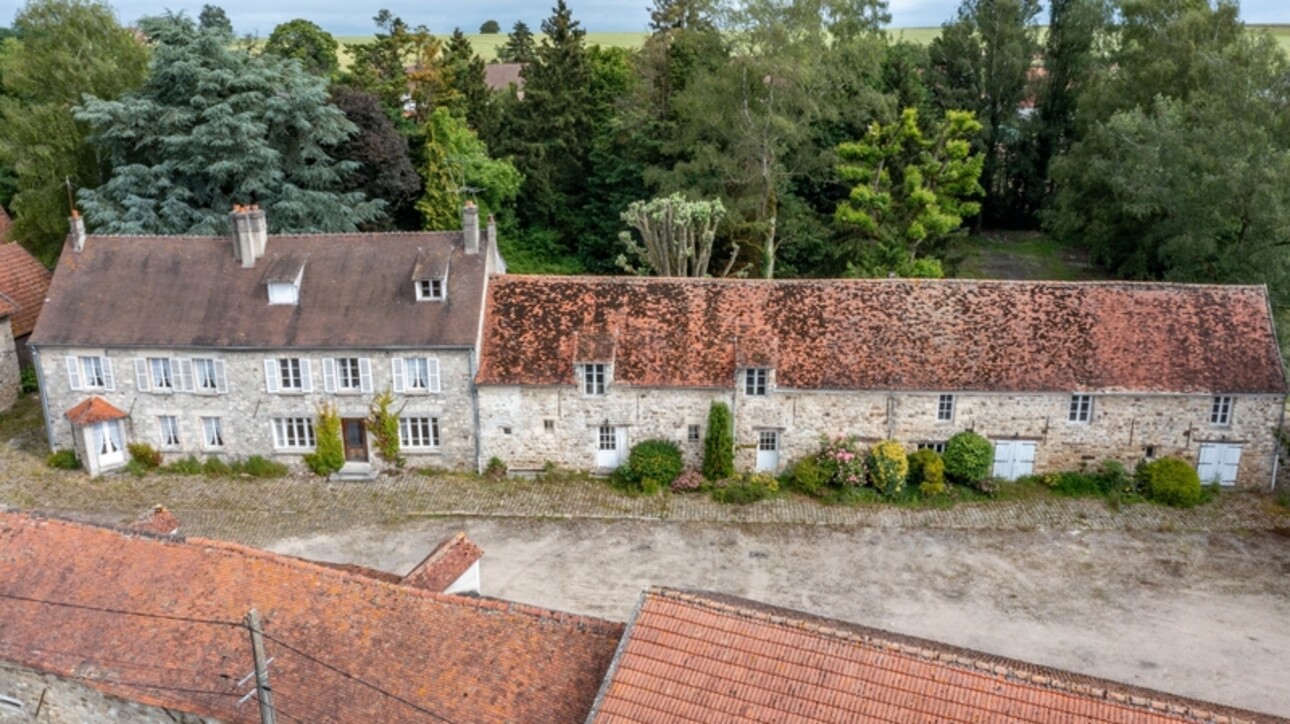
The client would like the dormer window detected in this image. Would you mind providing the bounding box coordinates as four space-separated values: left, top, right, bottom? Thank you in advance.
581 363 607 395
744 368 770 396
416 278 446 301
263 254 306 306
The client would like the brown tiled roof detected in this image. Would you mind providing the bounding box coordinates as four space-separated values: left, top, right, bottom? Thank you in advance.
0 513 624 723
64 396 128 425
484 63 525 92
589 588 1279 723
402 532 484 592
0 242 53 337
29 232 487 350
128 506 181 536
478 277 1287 394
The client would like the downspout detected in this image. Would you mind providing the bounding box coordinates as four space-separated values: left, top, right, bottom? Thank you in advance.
1261 284 1287 492
470 349 483 474
33 346 54 451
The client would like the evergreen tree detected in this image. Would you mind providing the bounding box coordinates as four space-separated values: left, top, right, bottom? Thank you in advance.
0 0 148 262
444 28 496 138
702 401 734 481
497 20 536 63
265 18 340 78
346 10 452 123
75 13 382 235
198 4 232 36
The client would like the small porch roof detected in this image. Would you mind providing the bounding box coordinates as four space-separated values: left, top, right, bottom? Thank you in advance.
65 396 127 426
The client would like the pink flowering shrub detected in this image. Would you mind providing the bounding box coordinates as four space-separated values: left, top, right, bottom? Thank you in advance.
671 469 706 493
789 435 868 496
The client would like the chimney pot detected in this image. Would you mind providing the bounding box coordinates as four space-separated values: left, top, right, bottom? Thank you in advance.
69 212 86 252
462 202 480 255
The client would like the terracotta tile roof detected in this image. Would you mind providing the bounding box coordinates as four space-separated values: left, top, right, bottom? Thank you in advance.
0 242 53 337
589 588 1279 724
402 532 484 592
64 396 128 426
128 506 181 536
0 513 624 723
29 232 487 350
478 277 1287 395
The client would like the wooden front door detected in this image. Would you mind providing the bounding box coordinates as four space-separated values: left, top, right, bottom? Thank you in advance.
342 418 368 462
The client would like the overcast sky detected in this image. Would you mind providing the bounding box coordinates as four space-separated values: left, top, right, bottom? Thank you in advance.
23 0 1290 37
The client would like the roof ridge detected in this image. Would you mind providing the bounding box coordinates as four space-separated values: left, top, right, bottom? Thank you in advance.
650 587 1256 723
497 275 1266 291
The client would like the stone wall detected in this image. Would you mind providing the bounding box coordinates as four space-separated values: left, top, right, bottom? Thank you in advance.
0 316 18 412
38 346 478 470
478 383 1284 489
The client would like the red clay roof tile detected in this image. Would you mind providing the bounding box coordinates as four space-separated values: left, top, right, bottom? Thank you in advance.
401 531 484 592
0 512 623 723
478 277 1286 395
64 396 128 425
0 242 52 337
588 588 1279 724
128 506 181 536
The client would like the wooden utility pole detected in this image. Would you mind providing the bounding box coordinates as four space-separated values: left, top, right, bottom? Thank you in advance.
245 609 276 724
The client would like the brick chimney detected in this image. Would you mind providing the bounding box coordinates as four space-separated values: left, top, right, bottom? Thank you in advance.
69 211 86 253
229 205 265 268
462 201 479 255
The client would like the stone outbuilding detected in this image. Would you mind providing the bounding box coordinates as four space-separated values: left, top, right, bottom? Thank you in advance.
0 241 53 368
475 276 1288 489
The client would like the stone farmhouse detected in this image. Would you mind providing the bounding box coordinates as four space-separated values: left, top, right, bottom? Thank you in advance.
476 276 1286 489
28 209 1287 487
29 206 500 476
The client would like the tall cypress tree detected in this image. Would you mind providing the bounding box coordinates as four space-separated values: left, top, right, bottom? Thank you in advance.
496 21 536 63
444 28 496 139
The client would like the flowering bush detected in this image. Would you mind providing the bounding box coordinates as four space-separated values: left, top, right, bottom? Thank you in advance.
671 469 706 493
818 435 868 488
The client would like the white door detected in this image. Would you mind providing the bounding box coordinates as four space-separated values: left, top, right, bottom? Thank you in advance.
755 431 780 473
95 420 125 468
1196 443 1241 486
991 440 1036 481
596 426 626 469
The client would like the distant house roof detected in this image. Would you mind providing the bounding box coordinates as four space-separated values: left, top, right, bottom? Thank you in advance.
402 531 485 592
477 277 1287 395
64 396 128 426
0 512 624 723
485 62 525 93
589 588 1276 724
29 232 488 350
0 242 53 337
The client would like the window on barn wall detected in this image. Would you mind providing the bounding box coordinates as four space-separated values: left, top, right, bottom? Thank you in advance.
744 368 769 396
582 364 607 395
1210 396 1233 426
937 394 955 422
1068 395 1092 423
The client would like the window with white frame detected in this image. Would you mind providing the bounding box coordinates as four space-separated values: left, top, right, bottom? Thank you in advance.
757 430 779 451
1068 394 1093 423
688 424 701 443
395 357 440 393
917 441 947 454
202 417 224 449
272 417 315 450
338 358 361 390
1210 396 1233 426
744 368 769 396
265 358 311 393
598 425 617 450
937 394 955 422
149 358 174 391
159 416 180 448
399 416 440 449
194 358 226 393
582 363 606 395
415 278 445 301
280 358 303 390
544 419 556 433
67 355 114 391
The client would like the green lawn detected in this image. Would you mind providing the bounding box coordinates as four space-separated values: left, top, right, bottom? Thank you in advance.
335 32 649 66
954 230 1110 282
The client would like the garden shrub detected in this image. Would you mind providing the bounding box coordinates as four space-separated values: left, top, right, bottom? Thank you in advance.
702 402 734 480
1138 457 1203 508
484 456 508 478
127 442 162 469
304 402 344 477
367 389 403 467
20 367 38 393
868 440 909 497
1053 471 1102 497
943 431 993 485
234 455 289 478
786 455 826 496
908 448 946 496
817 435 867 488
46 449 80 470
1096 460 1132 494
626 439 684 490
709 473 778 504
671 469 705 493
202 456 231 476
164 455 204 475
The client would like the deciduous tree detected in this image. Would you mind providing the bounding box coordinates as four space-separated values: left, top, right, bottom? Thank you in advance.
617 193 732 276
416 108 521 230
264 18 339 78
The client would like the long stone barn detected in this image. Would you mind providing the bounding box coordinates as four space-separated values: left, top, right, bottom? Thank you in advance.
27 208 1288 488
475 276 1287 488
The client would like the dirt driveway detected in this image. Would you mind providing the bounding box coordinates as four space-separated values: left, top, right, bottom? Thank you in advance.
270 518 1290 718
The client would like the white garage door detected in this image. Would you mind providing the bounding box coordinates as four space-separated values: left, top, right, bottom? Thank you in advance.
1196 443 1241 486
992 440 1036 481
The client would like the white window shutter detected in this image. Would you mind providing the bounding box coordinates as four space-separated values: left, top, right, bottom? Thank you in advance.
322 358 337 393
177 358 194 392
134 358 150 392
301 359 314 393
214 360 229 393
66 357 83 391
102 358 115 391
391 358 406 393
264 359 280 393
359 358 373 393
427 358 441 393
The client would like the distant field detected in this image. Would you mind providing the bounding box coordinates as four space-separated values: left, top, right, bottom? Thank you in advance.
335 32 648 66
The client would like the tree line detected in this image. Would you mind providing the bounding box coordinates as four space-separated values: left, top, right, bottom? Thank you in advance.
1 0 1288 308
